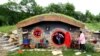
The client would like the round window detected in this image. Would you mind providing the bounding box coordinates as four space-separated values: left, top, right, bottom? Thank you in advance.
52 31 65 45
33 27 42 38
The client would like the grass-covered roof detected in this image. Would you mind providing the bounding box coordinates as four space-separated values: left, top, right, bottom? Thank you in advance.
16 13 85 28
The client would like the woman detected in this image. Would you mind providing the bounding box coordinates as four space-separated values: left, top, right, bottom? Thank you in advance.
78 31 86 52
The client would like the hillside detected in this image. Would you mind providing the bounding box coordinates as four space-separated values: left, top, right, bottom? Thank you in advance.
0 25 16 33
85 23 100 31
0 23 100 33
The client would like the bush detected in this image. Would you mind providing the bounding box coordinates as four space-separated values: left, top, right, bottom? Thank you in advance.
85 43 94 52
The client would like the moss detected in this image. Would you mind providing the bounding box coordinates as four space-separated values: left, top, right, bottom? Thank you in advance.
18 13 84 24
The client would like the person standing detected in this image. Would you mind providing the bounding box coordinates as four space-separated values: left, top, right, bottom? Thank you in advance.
78 31 86 52
23 36 30 48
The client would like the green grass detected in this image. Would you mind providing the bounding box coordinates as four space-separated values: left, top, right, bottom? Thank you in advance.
7 51 52 56
7 49 100 56
19 13 83 24
0 25 16 33
85 23 100 31
63 49 75 56
63 49 100 56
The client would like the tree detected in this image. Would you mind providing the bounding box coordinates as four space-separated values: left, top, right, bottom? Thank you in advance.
0 0 99 26
0 0 44 26
85 10 95 23
45 3 64 13
0 15 9 26
95 13 100 22
73 11 86 22
63 3 75 16
0 6 12 25
1 1 20 12
20 0 36 13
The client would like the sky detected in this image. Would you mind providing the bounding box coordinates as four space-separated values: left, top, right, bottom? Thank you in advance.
0 0 100 15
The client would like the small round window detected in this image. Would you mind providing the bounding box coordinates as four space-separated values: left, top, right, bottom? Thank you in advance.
33 27 42 38
52 31 65 45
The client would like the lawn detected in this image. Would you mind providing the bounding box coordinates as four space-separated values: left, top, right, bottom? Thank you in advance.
63 49 100 56
7 49 100 56
0 25 16 33
85 23 100 31
7 51 52 56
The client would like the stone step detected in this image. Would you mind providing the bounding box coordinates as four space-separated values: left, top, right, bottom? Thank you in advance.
9 47 20 52
3 45 18 50
1 41 9 43
1 42 18 47
0 42 9 45
0 46 3 51
1 43 13 47
0 38 8 41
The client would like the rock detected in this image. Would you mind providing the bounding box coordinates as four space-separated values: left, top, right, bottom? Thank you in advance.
9 47 20 52
94 48 100 52
3 33 8 36
86 54 92 56
75 52 81 55
12 30 18 34
0 42 8 56
0 50 8 56
52 49 62 56
0 32 3 37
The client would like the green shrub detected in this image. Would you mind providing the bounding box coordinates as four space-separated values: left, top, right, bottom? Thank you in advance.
85 43 94 52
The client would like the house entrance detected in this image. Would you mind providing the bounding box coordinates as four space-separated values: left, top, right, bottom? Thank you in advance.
52 31 65 45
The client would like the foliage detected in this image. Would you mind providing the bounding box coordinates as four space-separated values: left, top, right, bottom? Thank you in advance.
73 11 86 22
45 3 64 13
63 3 75 16
85 43 94 52
0 0 100 26
85 10 96 23
0 6 25 25
0 0 43 26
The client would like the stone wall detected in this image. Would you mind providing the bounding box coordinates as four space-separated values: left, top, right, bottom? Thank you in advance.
20 21 80 47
